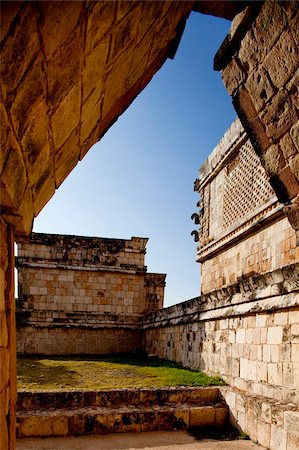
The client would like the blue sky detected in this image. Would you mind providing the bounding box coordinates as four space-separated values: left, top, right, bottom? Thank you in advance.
34 12 236 307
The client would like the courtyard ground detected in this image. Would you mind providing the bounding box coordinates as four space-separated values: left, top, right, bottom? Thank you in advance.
17 354 224 391
16 430 265 450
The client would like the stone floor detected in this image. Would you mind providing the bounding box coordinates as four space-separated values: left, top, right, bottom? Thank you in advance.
17 430 265 450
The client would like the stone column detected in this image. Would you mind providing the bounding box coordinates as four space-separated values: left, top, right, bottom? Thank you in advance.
0 218 16 449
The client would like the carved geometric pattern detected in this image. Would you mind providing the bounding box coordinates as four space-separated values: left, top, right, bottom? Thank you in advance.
222 141 275 229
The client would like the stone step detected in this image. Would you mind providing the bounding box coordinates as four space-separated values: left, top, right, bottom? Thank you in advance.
17 402 229 438
17 386 221 410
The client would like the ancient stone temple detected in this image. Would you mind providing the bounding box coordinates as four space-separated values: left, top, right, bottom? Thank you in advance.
16 233 165 355
1 1 299 448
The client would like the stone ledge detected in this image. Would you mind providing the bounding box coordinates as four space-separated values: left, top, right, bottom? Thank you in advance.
16 387 227 438
17 387 220 411
143 264 299 328
143 293 299 330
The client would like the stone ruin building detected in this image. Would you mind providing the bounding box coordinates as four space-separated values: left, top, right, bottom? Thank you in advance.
1 1 299 449
16 233 165 354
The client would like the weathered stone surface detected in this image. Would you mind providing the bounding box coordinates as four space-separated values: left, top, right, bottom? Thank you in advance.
16 233 165 354
220 1 299 207
264 29 298 89
52 416 68 436
39 1 84 60
20 416 53 438
189 406 215 427
0 3 39 93
10 58 46 138
1 140 28 210
52 83 81 149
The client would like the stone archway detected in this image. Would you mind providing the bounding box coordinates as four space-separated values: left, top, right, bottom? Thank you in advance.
1 1 298 448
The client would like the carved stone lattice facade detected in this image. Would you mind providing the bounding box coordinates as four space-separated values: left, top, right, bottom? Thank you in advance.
195 119 298 294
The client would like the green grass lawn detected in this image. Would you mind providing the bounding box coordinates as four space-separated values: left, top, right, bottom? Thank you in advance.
17 353 224 391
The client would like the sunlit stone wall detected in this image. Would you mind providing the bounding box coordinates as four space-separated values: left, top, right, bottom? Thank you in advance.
16 233 165 355
195 119 298 295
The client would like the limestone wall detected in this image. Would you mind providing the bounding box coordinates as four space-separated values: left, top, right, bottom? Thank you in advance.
16 233 165 355
215 1 299 239
195 119 298 295
143 266 299 449
0 218 16 449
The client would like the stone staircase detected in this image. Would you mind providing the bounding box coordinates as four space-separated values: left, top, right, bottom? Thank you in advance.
17 387 228 438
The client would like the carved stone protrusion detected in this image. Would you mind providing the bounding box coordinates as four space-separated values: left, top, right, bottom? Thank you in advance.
191 213 200 225
194 179 200 192
191 230 199 242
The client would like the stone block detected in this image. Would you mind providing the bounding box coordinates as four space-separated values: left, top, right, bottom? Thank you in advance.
52 416 68 436
157 408 175 431
121 411 141 433
140 410 158 432
0 348 10 395
246 67 275 112
267 326 283 344
94 412 108 434
262 145 286 176
1 138 27 211
270 424 287 450
278 165 299 200
264 29 298 88
85 1 116 56
281 132 298 162
284 411 299 436
287 432 299 450
264 92 298 143
0 312 8 347
0 104 10 174
39 2 83 59
257 361 267 383
54 130 80 188
222 58 245 95
82 39 110 102
292 344 299 362
268 363 283 386
0 391 8 450
236 329 246 343
11 58 46 137
253 1 286 57
21 101 51 186
47 29 82 108
20 416 53 437
52 83 81 149
215 406 228 426
173 408 189 429
257 421 271 448
32 164 55 217
0 3 39 92
290 121 299 152
68 414 85 436
289 155 299 183
189 406 215 427
80 93 102 146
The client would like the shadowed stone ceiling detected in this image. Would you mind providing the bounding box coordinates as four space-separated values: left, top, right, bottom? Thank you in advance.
0 1 242 239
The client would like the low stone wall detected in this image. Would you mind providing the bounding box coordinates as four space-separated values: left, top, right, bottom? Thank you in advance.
220 386 299 450
16 387 228 437
143 265 299 448
16 326 143 355
16 233 165 355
